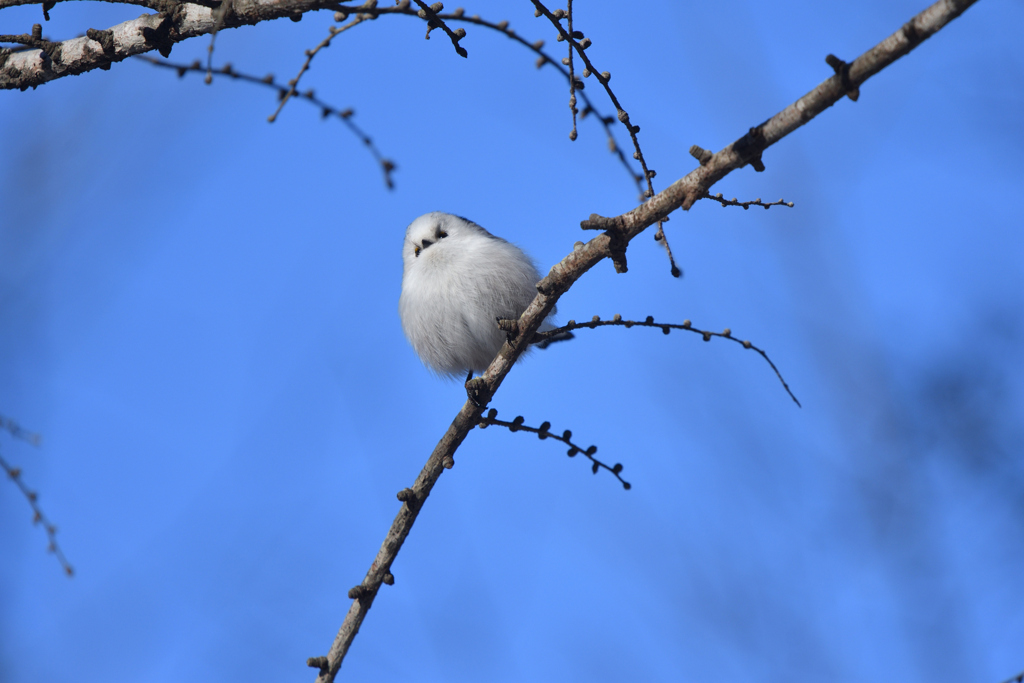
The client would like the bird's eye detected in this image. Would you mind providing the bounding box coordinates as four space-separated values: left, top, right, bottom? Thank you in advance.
414 245 421 257
438 230 448 239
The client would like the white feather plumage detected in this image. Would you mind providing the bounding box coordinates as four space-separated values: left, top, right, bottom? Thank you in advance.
399 212 560 378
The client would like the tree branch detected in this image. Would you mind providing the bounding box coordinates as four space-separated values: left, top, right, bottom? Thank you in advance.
410 0 467 57
1 0 337 90
475 408 630 489
2 0 643 212
1 415 74 577
137 55 397 187
0 0 219 13
532 314 801 407
309 0 979 679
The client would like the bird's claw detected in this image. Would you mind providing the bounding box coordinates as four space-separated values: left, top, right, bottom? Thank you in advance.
465 377 488 408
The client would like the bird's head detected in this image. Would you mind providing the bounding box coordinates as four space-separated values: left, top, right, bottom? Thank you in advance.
402 212 493 270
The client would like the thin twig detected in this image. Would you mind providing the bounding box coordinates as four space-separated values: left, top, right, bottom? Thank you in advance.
204 0 234 83
531 0 653 199
652 219 681 277
565 0 577 141
0 416 73 577
326 2 644 194
450 8 641 195
998 670 1024 683
702 192 795 210
532 315 801 407
0 27 60 60
137 55 396 188
530 0 682 276
476 408 630 489
0 414 42 444
0 452 73 576
268 13 369 124
410 0 467 57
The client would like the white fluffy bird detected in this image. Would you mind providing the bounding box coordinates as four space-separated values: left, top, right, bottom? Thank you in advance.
399 212 565 379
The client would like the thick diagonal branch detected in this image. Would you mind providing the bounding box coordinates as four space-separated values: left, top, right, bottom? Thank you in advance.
311 1 978 680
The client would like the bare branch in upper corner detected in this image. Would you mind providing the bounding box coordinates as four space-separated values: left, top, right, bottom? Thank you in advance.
0 416 73 577
0 0 219 13
533 315 801 407
1 0 363 90
476 408 630 490
138 56 397 188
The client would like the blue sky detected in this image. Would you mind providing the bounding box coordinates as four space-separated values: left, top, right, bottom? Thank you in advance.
2 1 1023 681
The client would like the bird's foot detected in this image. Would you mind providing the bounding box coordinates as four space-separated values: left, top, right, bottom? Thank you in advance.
465 377 488 408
